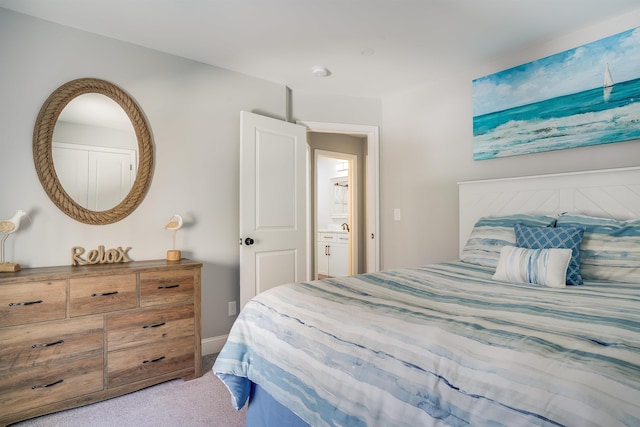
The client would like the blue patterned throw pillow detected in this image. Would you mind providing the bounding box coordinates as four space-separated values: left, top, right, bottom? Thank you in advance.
514 224 585 285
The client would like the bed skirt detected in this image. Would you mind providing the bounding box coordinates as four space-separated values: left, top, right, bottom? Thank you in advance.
246 382 310 427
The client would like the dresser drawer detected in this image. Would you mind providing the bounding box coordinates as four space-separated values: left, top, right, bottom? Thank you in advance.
318 232 338 242
70 274 137 317
107 305 194 351
0 280 66 327
107 335 195 388
0 316 103 374
140 270 194 307
0 355 103 417
335 234 349 243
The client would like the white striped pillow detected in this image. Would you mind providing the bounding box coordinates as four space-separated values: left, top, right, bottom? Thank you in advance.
461 215 557 268
492 246 572 288
556 214 640 283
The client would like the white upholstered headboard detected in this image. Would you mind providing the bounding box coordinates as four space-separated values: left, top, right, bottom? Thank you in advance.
458 167 640 254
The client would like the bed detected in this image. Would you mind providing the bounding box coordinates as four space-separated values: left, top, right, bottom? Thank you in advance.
214 167 640 426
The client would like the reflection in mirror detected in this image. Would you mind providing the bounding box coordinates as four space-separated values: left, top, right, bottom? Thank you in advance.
53 94 138 211
33 78 153 225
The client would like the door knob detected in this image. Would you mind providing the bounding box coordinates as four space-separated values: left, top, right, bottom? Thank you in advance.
244 237 255 246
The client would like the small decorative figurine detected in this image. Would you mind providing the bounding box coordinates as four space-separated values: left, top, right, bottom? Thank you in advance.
162 214 184 261
0 209 31 272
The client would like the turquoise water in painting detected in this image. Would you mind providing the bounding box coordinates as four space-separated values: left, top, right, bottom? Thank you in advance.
473 77 640 160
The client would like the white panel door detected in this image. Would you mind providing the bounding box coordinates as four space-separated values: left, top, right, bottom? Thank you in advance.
240 111 308 308
52 144 89 206
316 241 329 276
88 150 136 211
329 237 349 277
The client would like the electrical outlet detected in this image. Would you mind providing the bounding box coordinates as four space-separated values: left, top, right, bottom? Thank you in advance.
228 301 237 316
394 208 401 221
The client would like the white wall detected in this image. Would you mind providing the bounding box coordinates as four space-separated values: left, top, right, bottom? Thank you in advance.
380 8 640 269
54 121 137 150
0 9 382 343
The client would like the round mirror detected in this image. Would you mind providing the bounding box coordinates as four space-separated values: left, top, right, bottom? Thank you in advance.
34 78 153 225
54 93 138 211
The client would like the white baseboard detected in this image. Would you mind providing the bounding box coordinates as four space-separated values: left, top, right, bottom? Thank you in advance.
201 335 228 355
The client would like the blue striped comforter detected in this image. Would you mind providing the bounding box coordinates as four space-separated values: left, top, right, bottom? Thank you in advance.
213 261 640 426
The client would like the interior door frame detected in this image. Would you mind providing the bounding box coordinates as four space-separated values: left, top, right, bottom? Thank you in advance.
297 121 380 273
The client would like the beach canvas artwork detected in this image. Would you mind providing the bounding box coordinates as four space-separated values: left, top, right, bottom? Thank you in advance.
472 26 640 160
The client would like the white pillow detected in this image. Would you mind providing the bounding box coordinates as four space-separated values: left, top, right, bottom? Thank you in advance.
492 246 572 288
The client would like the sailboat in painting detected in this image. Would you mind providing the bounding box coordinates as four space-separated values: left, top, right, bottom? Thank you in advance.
604 63 614 101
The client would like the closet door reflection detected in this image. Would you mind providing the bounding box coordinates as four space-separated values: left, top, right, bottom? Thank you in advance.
53 143 137 211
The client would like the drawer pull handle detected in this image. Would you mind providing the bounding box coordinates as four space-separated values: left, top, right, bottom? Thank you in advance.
32 339 65 349
9 300 43 307
32 379 64 389
142 322 166 329
158 284 180 289
91 291 118 297
143 356 166 364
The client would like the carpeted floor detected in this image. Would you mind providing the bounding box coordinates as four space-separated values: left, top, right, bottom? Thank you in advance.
11 354 246 427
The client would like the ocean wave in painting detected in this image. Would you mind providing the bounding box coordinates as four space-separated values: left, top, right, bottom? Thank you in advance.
473 78 640 160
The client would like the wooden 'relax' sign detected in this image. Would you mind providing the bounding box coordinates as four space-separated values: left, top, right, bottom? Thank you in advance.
72 246 132 265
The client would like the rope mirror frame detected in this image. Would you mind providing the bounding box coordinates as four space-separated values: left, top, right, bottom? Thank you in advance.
33 78 154 225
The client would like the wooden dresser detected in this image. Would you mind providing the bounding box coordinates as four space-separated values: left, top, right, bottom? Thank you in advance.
0 259 202 426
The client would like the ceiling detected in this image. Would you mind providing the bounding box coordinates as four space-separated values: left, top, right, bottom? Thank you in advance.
1 0 638 98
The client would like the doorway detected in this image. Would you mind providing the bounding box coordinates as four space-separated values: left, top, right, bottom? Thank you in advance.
314 151 358 278
308 132 366 278
239 113 379 307
300 121 380 275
